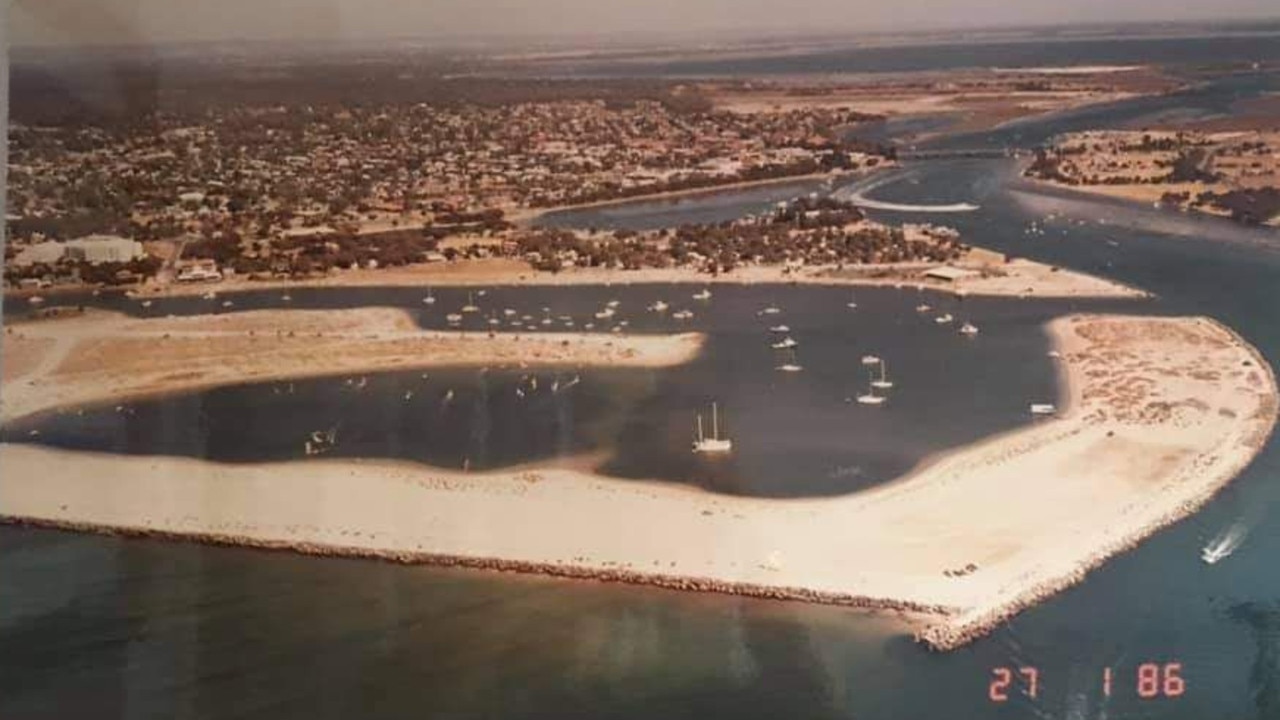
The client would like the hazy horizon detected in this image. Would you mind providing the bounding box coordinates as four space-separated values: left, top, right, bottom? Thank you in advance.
11 0 1280 50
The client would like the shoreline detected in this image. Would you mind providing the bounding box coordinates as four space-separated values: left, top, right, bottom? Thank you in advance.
0 513 950 621
508 168 866 224
6 258 1150 303
0 307 706 423
1 313 1272 649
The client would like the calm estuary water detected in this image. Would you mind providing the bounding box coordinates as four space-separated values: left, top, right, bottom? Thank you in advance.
5 62 1280 720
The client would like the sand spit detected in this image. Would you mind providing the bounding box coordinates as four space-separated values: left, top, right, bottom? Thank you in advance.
0 307 706 423
1 314 1273 650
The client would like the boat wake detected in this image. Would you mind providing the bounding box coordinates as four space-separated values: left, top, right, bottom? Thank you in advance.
837 175 979 213
1202 521 1249 565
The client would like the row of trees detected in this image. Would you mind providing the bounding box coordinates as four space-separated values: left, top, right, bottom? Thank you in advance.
513 199 962 274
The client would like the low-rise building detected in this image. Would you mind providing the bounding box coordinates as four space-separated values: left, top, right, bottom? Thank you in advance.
65 235 145 264
13 240 67 266
176 258 223 282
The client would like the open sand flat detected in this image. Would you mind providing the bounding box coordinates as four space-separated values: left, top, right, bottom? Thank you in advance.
0 308 705 423
1 314 1273 648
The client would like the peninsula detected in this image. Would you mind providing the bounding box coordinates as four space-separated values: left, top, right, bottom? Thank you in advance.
1 313 1274 649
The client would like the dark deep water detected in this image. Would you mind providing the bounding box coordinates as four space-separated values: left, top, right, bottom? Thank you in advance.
6 64 1280 719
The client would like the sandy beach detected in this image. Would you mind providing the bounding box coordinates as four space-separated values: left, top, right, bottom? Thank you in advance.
68 254 1149 301
0 308 705 423
2 313 1273 648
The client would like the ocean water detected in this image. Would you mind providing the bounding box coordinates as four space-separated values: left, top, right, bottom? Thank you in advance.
516 32 1280 78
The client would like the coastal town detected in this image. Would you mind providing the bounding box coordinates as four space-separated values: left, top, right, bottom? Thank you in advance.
2 61 1183 294
4 91 894 291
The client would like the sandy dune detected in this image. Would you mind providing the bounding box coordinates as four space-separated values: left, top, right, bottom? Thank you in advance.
1 313 1273 649
0 308 705 423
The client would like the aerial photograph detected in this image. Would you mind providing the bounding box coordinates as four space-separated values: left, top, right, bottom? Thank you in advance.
3 0 1280 717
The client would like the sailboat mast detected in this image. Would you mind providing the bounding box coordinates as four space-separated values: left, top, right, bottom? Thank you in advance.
879 359 887 382
697 414 705 442
712 402 720 440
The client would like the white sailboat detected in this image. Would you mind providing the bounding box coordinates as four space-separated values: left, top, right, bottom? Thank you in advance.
771 336 799 350
461 292 480 313
871 359 894 390
759 304 782 315
649 300 670 312
594 307 616 319
423 288 436 305
304 426 339 456
934 313 954 325
846 291 858 309
693 402 733 454
776 348 803 372
769 324 790 333
1030 403 1057 416
692 288 712 301
672 309 694 320
446 312 463 324
959 322 979 336
860 354 880 366
857 373 886 405
915 287 931 313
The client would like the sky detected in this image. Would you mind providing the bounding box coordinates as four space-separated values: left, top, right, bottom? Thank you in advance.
10 0 1280 48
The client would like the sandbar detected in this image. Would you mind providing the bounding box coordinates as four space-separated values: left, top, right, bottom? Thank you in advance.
0 308 705 423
